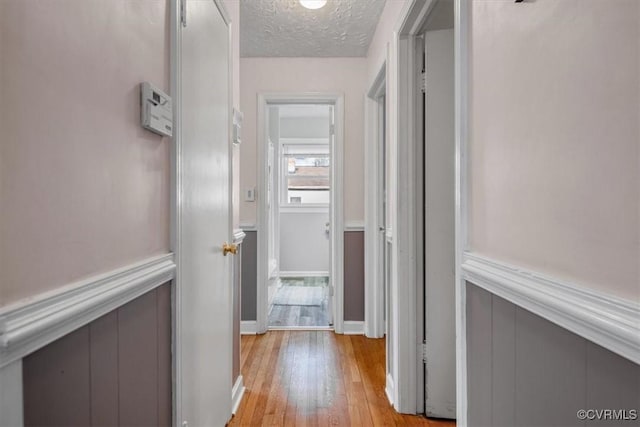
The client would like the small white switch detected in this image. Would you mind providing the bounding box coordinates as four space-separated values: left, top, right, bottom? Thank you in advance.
245 188 255 202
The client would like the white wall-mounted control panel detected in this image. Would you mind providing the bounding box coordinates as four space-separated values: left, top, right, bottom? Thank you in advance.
140 82 173 137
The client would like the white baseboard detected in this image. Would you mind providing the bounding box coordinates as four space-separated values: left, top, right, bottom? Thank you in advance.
343 321 365 335
462 252 640 365
0 253 176 368
231 375 245 415
240 321 257 335
279 271 329 278
385 373 395 406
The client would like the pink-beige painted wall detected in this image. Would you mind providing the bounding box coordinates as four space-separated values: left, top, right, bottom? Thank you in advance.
226 0 241 229
0 0 171 307
470 0 640 300
239 57 368 224
366 0 407 86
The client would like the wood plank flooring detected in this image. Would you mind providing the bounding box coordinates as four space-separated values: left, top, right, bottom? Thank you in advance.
229 331 456 426
268 279 330 328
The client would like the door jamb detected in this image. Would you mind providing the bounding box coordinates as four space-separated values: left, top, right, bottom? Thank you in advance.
364 62 387 339
171 0 234 425
256 93 345 334
391 0 469 417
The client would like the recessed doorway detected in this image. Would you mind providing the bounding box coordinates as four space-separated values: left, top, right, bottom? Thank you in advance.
256 95 344 333
267 104 333 328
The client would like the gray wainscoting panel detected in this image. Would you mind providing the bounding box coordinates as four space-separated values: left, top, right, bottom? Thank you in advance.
344 231 365 321
515 305 587 427
241 230 257 321
23 283 172 427
23 326 92 426
89 311 119 426
466 284 493 426
118 289 159 426
490 295 516 427
467 282 640 427
586 342 640 427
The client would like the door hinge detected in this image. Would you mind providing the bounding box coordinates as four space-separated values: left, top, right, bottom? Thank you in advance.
422 340 428 363
329 124 335 135
329 285 335 296
420 71 426 93
180 0 187 27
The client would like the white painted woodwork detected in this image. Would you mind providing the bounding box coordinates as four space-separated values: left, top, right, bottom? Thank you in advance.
175 0 233 425
454 0 471 424
0 360 23 427
365 63 387 339
462 253 640 366
257 93 345 334
0 254 175 369
231 375 245 415
240 321 258 335
343 321 365 335
423 26 456 419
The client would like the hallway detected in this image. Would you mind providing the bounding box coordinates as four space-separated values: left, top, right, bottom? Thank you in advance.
230 331 455 426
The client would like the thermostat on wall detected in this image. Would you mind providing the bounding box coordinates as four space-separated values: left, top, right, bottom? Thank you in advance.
140 82 173 137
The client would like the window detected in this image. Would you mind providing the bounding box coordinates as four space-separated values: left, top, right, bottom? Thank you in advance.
281 143 330 205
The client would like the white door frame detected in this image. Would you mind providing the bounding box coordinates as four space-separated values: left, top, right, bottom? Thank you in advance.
256 93 345 334
364 63 387 339
170 0 234 425
387 0 469 417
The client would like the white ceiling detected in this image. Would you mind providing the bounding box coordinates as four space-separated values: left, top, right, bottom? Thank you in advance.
240 0 387 57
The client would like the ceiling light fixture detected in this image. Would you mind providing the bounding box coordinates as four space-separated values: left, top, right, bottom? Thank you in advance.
299 0 327 10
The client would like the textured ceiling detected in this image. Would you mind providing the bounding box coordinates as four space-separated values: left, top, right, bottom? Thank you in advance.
240 0 387 57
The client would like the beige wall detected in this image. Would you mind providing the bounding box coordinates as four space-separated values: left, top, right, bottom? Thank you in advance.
0 0 171 306
366 0 407 85
239 57 368 224
470 0 640 300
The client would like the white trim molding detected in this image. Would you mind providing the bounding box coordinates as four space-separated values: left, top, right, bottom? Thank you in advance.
233 229 246 245
343 321 365 335
344 221 365 232
240 321 257 335
231 375 245 415
256 93 345 335
385 373 396 406
239 223 257 232
279 271 329 278
0 254 176 368
454 0 471 425
364 61 387 341
462 252 640 365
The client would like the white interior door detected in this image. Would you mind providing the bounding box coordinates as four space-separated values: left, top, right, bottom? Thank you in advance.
423 27 456 418
178 0 232 425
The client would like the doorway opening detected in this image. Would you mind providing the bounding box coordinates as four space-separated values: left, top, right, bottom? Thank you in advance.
417 0 456 418
256 94 344 334
267 104 333 329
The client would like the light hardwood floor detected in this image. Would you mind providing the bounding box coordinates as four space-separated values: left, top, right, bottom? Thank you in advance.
229 331 456 426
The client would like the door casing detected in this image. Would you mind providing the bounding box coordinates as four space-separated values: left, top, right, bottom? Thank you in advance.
255 93 345 334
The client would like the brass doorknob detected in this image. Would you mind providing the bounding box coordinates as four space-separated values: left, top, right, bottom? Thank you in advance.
222 243 238 256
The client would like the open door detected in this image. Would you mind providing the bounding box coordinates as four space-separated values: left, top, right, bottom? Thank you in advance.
423 23 456 419
176 0 233 425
